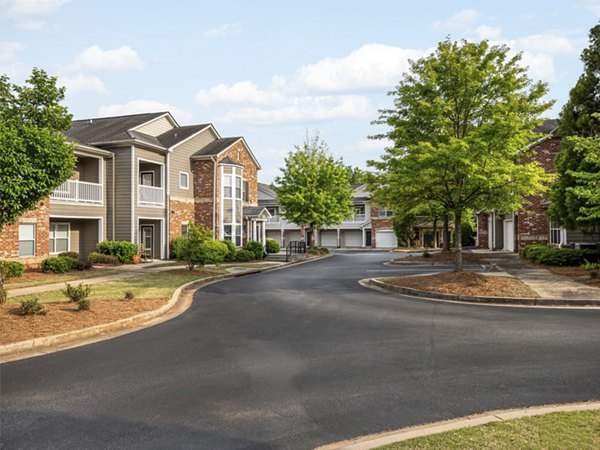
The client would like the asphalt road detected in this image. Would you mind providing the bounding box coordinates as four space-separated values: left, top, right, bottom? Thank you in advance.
2 251 599 449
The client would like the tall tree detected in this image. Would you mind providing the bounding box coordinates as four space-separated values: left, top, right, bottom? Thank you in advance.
0 68 75 227
346 166 366 185
368 39 553 271
275 133 353 246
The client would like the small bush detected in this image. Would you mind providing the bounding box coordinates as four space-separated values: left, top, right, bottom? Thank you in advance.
58 251 79 259
124 291 135 300
62 282 91 303
221 240 237 262
0 260 25 279
170 237 187 261
96 240 138 264
591 271 600 279
87 252 119 265
198 240 230 267
581 261 600 271
41 256 78 274
523 244 600 266
308 246 329 255
265 239 280 254
235 249 255 262
77 298 91 311
244 241 265 260
20 298 47 316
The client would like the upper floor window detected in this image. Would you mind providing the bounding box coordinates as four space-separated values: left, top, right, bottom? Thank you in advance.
140 171 154 186
236 176 242 199
179 172 189 189
243 181 249 202
18 223 36 257
378 208 394 218
223 175 233 198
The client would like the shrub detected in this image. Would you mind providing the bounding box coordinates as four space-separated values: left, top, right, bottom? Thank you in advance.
0 260 25 279
20 298 46 316
221 240 237 262
308 246 329 255
522 244 550 261
87 252 119 265
95 240 138 264
58 251 79 259
581 262 600 271
265 239 280 254
591 271 600 279
171 224 215 270
244 241 265 260
197 240 229 267
523 244 600 266
124 291 135 300
170 237 187 260
41 256 78 274
77 298 91 311
235 249 255 262
61 282 91 303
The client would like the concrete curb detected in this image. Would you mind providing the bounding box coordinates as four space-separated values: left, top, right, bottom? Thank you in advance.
363 278 600 307
318 401 600 450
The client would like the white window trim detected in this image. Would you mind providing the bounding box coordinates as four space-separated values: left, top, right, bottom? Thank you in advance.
179 171 189 189
18 223 36 257
219 166 243 246
140 171 155 186
378 208 394 218
49 222 71 255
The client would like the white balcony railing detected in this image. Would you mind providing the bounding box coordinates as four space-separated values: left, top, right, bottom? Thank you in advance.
345 214 366 223
268 215 282 223
51 180 103 205
138 184 164 207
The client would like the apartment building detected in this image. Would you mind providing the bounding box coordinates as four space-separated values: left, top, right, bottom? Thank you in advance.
258 183 397 249
0 112 266 264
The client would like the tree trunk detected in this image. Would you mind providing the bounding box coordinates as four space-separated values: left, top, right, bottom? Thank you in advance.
442 213 450 252
432 218 438 248
453 210 463 272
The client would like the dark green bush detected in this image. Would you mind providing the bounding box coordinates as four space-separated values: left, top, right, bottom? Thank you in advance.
581 262 600 271
235 249 255 262
170 237 187 260
20 298 47 316
61 282 91 303
41 256 78 274
124 291 135 300
523 244 600 266
521 244 550 261
76 261 92 270
221 240 237 262
96 240 138 264
197 240 229 267
308 246 330 255
265 239 280 254
0 260 25 279
77 298 91 311
244 241 265 260
87 252 119 265
58 251 79 259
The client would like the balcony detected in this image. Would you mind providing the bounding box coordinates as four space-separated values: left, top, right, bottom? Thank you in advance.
345 214 366 223
138 184 164 207
51 180 103 205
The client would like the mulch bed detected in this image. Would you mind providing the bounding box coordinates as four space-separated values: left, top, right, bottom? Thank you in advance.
0 298 167 345
400 252 490 262
382 272 539 298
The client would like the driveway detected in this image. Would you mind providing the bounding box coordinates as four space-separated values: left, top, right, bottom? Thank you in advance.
2 251 599 449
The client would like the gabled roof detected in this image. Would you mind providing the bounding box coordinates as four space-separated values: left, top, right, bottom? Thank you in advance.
219 156 244 166
158 124 210 148
243 206 272 219
258 182 277 197
191 137 262 169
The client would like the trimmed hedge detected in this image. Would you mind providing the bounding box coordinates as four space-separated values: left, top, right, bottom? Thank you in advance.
522 244 600 266
58 251 79 259
87 252 120 265
96 241 138 264
308 246 330 255
0 260 25 279
265 239 280 254
244 241 265 260
221 240 237 262
235 249 256 262
41 256 78 274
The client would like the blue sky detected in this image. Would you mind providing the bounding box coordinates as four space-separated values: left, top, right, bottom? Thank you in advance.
1 1 599 182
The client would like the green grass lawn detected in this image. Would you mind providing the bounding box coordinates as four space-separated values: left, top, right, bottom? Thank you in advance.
7 268 227 304
4 268 120 290
377 410 600 449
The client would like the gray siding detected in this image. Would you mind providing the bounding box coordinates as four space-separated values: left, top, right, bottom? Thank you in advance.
567 229 600 244
135 115 175 137
134 147 167 225
170 128 218 198
112 147 133 241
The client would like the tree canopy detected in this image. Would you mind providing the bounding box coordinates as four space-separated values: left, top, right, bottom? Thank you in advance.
0 68 75 228
368 39 553 271
275 133 353 244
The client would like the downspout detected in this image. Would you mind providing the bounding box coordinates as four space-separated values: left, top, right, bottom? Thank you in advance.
130 145 135 244
166 152 170 259
112 156 115 240
211 156 217 239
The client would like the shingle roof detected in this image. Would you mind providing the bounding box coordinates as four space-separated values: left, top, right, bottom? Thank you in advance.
219 156 244 166
243 206 271 218
158 124 210 148
534 119 558 135
65 112 168 145
191 137 241 158
258 182 277 197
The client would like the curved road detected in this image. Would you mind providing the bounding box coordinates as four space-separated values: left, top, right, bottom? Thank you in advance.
2 251 600 449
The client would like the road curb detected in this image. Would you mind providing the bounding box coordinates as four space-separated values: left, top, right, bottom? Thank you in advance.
362 278 600 307
0 257 327 363
318 401 600 450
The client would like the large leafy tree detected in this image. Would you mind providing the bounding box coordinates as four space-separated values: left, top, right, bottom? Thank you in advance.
275 133 353 246
0 68 75 227
368 39 553 271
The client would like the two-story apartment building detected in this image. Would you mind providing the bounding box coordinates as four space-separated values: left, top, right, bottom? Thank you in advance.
0 112 266 264
258 183 397 249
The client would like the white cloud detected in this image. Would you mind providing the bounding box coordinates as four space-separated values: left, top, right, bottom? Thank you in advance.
196 81 284 106
74 45 144 72
98 100 193 123
204 23 242 39
518 51 557 83
59 73 106 93
0 41 26 78
433 9 479 32
517 33 579 55
295 44 425 92
1 0 69 30
473 25 502 40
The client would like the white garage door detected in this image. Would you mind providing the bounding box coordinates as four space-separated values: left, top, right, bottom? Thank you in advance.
320 230 338 247
343 230 362 247
376 230 397 248
285 230 301 246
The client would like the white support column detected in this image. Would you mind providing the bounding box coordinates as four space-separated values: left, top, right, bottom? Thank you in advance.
337 228 341 248
362 227 366 247
261 221 266 245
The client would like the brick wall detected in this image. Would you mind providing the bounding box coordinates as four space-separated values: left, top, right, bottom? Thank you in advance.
192 159 216 235
370 207 393 248
169 197 195 242
0 199 50 266
219 141 259 206
476 213 489 248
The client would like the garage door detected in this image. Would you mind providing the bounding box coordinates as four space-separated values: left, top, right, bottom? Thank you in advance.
342 230 362 247
376 230 397 248
320 230 338 247
284 230 301 246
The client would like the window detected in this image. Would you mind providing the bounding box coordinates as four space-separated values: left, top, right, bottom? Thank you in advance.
50 223 69 254
223 175 232 198
181 223 189 237
378 208 394 218
235 177 242 199
223 225 232 241
221 166 243 246
549 221 564 245
18 223 36 257
243 181 249 202
140 171 154 186
179 172 189 189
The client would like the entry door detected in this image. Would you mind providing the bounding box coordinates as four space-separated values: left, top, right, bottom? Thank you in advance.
365 230 372 247
503 220 514 252
141 225 153 257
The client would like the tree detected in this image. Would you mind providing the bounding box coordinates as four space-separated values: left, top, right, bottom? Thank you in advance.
0 68 76 227
346 166 367 185
368 39 553 271
275 132 353 246
392 212 417 247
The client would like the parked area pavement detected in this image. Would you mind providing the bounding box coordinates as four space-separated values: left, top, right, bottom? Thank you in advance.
2 250 599 449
